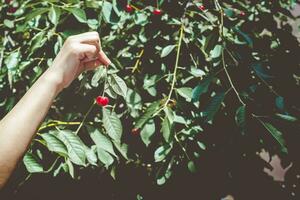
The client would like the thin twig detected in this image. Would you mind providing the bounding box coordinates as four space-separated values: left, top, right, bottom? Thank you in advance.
132 49 144 73
218 4 246 106
174 133 190 160
74 101 96 135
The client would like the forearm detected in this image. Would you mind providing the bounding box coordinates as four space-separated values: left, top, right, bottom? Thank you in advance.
0 68 62 188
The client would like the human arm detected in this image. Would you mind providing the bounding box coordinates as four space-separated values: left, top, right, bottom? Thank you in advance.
0 32 110 188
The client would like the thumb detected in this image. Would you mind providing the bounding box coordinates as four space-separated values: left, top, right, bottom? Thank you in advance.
98 50 111 66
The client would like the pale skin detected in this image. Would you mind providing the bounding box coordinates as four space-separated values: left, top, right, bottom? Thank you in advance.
0 32 111 189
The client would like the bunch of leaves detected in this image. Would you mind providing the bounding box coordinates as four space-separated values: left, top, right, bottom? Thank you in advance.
0 0 299 186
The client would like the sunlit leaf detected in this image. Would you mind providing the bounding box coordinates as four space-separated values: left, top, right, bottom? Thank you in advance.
23 152 44 173
103 108 123 142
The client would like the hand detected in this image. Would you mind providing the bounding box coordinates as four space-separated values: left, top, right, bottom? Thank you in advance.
46 32 111 90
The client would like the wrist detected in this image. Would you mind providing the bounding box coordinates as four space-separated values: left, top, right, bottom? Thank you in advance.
41 68 64 94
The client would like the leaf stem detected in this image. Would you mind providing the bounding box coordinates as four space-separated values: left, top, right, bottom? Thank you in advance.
174 133 190 160
164 25 184 107
74 101 96 135
218 6 246 106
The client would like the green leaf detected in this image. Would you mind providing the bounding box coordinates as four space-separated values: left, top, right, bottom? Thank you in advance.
25 8 49 22
91 67 107 87
4 50 20 71
3 19 14 28
87 126 118 158
161 45 176 58
224 8 234 17
109 74 128 98
233 27 253 48
154 144 172 162
66 159 75 178
23 152 44 173
102 1 120 24
197 141 206 150
40 132 68 156
260 121 288 153
48 6 61 25
85 146 97 166
135 101 161 129
275 96 285 111
140 120 155 146
29 31 47 56
65 7 87 23
192 77 212 102
103 108 123 142
113 141 129 160
203 92 225 122
275 113 297 122
235 105 246 129
57 130 86 166
187 161 197 173
97 148 114 168
161 116 172 143
176 87 193 101
126 88 142 118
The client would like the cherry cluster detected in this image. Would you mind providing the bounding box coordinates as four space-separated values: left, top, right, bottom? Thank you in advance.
5 0 18 13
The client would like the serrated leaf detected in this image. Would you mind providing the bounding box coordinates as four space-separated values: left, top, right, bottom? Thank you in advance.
115 144 129 160
176 87 193 101
109 74 128 98
161 116 172 143
91 67 106 87
203 92 225 122
106 85 118 99
57 130 86 166
161 45 176 58
23 152 44 173
87 126 118 158
235 105 246 129
29 31 47 56
135 101 161 129
48 6 61 25
192 77 212 102
65 7 87 23
113 141 129 160
40 132 68 156
97 147 114 168
126 88 142 118
140 120 155 146
260 121 288 153
103 108 122 142
85 146 97 166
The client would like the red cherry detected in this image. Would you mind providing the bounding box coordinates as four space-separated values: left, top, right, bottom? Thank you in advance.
5 0 12 4
125 4 133 12
153 9 162 15
131 128 140 135
199 5 205 11
240 11 246 16
7 7 17 13
96 96 109 106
